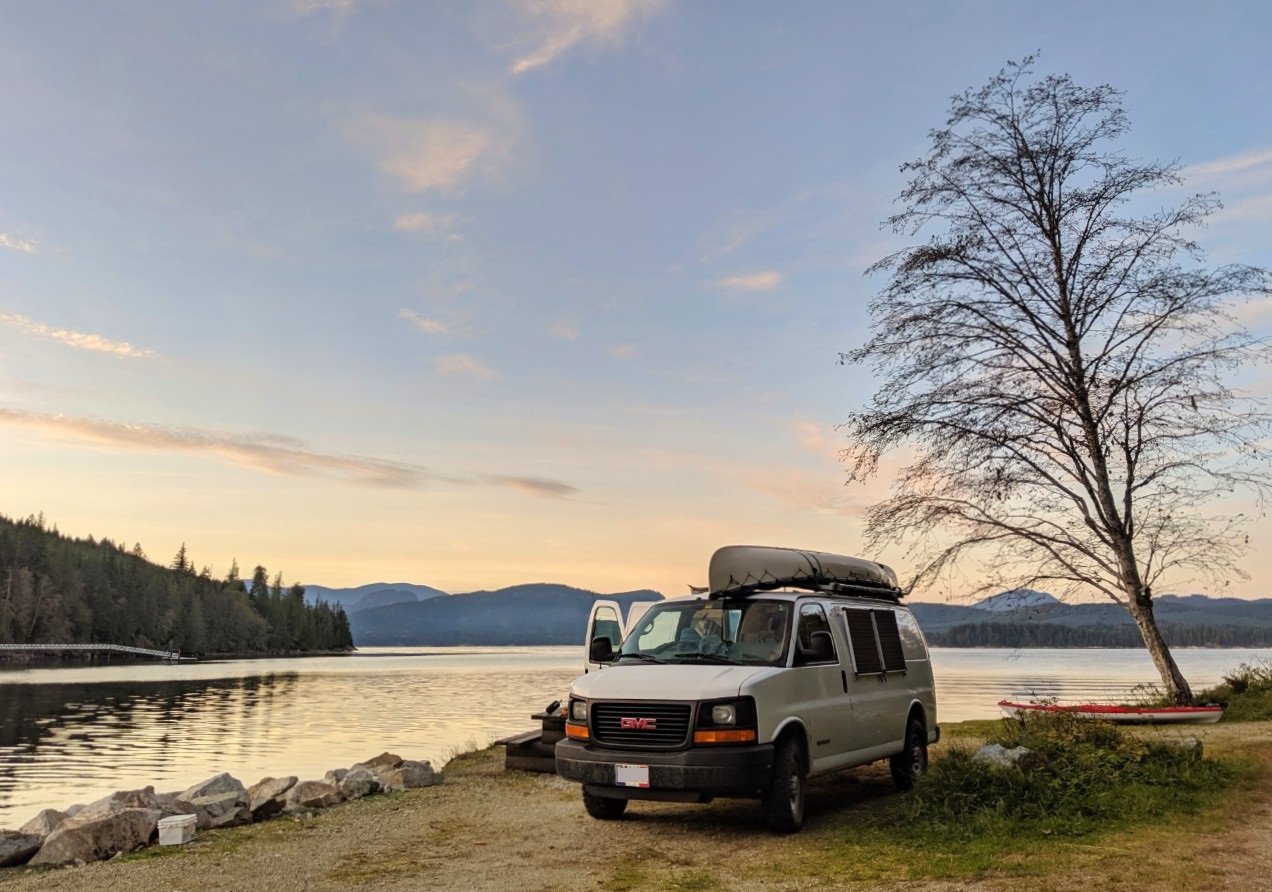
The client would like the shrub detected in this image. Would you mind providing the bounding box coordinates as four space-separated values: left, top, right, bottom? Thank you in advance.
1199 660 1272 721
890 711 1232 840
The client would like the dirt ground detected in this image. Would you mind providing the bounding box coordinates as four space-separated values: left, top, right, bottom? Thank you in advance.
2 722 1270 891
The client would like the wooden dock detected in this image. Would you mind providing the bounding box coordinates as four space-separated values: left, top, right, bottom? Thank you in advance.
0 643 193 661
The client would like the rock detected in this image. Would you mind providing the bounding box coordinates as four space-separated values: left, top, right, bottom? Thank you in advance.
357 752 404 773
181 772 248 803
154 793 201 818
324 768 348 786
29 808 161 866
18 809 68 839
0 831 42 868
285 781 342 813
379 760 436 792
1161 736 1204 758
64 804 84 817
247 776 297 820
181 790 249 830
973 743 1033 768
336 765 380 800
77 786 164 820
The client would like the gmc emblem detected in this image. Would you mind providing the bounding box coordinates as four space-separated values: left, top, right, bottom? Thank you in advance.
619 717 658 730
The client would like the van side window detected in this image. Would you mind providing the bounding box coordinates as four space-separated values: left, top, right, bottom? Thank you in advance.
592 605 622 649
841 607 908 676
795 603 837 664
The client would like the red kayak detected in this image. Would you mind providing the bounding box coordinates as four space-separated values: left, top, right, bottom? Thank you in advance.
998 699 1225 724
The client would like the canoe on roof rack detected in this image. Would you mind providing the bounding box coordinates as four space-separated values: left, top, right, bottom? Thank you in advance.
707 545 900 599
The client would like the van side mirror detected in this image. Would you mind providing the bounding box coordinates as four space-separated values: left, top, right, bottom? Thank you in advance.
589 636 615 663
798 630 835 665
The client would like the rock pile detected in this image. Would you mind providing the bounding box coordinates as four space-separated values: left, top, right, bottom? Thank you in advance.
1 752 436 869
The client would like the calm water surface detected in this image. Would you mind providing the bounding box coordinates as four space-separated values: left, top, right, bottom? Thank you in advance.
1 645 1268 827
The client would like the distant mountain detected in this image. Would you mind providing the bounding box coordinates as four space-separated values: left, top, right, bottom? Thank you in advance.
303 582 449 612
973 589 1061 612
909 592 1272 647
350 583 665 646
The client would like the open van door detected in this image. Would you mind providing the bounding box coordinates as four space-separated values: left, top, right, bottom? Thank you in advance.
584 600 625 674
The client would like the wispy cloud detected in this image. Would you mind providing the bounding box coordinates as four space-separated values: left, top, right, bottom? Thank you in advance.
398 308 450 334
794 420 829 453
0 312 158 359
508 0 666 75
549 318 579 340
0 408 578 498
0 233 38 254
435 353 496 380
356 116 492 194
610 344 639 360
698 212 775 263
710 270 783 292
486 475 580 498
393 211 453 233
1183 148 1272 180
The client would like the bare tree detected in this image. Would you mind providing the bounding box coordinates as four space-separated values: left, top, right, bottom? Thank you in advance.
841 58 1272 704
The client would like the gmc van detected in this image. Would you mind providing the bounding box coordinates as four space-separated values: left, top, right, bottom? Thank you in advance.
555 545 938 832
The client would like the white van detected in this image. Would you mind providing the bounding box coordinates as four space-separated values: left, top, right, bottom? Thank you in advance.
555 545 938 832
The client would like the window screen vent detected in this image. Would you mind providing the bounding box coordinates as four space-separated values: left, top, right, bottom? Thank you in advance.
845 610 883 674
874 609 907 673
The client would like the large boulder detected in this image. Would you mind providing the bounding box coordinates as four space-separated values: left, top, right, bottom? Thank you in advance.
247 776 297 821
972 743 1033 769
336 765 380 800
285 781 342 813
0 831 41 868
29 808 161 865
181 772 247 802
357 752 404 773
77 786 164 820
379 760 436 792
18 808 68 839
323 768 348 786
179 773 251 829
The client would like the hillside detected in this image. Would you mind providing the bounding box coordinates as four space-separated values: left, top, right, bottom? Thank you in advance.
910 593 1272 647
303 582 448 612
0 513 352 655
350 584 664 646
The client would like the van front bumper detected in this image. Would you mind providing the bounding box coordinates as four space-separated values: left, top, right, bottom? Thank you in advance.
555 739 774 801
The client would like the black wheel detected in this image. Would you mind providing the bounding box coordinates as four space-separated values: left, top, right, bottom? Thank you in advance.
762 737 805 833
890 716 928 791
582 788 628 820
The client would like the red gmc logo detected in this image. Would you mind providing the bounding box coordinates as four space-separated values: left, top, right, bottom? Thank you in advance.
619 717 658 730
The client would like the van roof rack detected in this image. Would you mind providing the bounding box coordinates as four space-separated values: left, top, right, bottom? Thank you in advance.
706 545 902 601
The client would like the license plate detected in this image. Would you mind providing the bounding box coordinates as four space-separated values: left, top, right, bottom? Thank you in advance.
614 763 649 788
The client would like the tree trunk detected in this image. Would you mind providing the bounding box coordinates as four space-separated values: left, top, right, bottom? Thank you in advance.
1125 596 1194 705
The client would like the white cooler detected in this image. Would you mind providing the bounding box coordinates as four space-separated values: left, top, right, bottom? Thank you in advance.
157 813 197 845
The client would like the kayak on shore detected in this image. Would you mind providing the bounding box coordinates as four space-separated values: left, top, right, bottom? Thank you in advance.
998 699 1226 724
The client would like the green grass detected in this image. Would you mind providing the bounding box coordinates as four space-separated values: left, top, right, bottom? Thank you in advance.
888 711 1235 840
1199 660 1272 721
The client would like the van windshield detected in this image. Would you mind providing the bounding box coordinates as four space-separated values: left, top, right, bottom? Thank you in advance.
616 600 792 666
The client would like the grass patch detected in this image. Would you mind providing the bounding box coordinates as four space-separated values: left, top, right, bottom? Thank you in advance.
888 711 1234 842
1199 660 1272 721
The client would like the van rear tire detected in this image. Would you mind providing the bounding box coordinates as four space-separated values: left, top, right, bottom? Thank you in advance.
583 789 628 820
890 716 928 791
762 738 805 833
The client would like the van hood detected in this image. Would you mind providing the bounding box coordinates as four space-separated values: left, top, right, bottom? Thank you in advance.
570 664 774 702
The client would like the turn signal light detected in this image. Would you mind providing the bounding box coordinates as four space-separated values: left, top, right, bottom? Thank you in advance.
693 728 757 745
565 722 590 741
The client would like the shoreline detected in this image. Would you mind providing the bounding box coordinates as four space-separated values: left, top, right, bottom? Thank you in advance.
1 720 1270 890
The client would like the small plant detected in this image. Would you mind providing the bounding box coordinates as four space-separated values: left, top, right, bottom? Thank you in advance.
886 711 1232 841
1199 660 1272 721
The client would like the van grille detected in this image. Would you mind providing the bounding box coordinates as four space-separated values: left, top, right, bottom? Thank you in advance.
591 702 691 748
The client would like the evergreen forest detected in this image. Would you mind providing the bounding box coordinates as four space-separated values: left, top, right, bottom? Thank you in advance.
0 513 352 655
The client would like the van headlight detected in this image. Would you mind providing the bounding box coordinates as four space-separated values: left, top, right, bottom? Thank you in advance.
570 699 588 722
694 697 757 745
711 704 737 725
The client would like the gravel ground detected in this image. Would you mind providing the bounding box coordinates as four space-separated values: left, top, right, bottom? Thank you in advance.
2 724 1270 891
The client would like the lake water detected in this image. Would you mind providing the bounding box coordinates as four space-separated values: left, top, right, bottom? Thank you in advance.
2 645 1269 828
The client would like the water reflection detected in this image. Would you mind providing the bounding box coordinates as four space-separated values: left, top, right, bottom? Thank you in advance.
1 645 1268 828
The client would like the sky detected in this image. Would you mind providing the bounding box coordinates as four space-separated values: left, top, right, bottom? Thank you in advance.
2 1 1271 601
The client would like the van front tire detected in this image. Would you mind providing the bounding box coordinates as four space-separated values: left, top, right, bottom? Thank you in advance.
762 738 805 833
890 716 928 791
582 789 628 820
